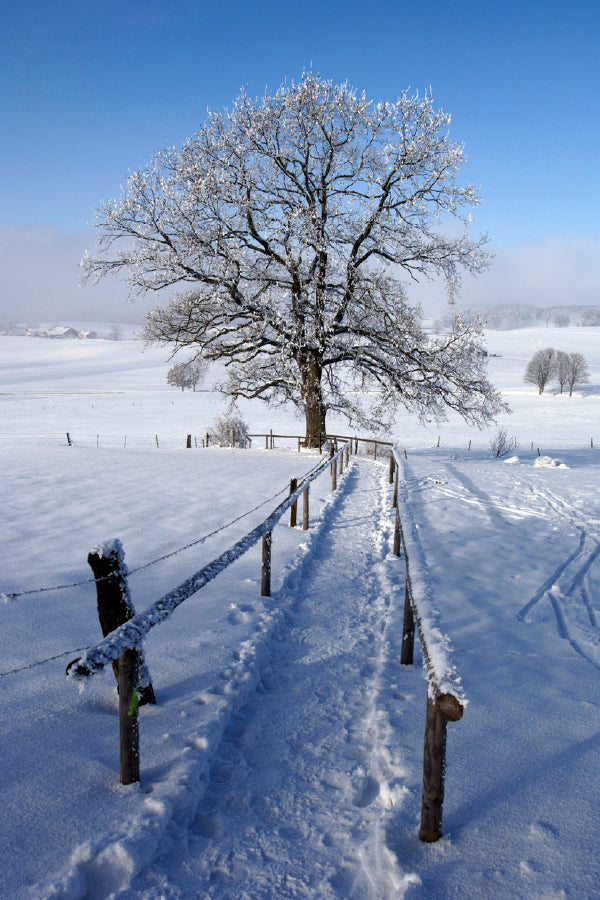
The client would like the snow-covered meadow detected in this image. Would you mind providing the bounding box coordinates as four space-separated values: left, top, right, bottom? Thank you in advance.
1 326 599 898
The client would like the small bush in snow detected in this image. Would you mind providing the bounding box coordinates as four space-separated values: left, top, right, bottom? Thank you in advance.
206 413 249 448
489 428 518 459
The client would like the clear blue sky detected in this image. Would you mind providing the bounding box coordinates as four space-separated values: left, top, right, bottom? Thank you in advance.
1 0 599 321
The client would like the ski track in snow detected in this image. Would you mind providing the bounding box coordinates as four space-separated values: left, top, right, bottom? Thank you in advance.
113 459 420 899
426 462 600 671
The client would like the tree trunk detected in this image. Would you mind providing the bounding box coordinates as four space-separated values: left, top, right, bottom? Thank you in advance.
299 351 327 446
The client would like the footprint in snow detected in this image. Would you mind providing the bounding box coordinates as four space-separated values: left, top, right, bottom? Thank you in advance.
353 774 380 807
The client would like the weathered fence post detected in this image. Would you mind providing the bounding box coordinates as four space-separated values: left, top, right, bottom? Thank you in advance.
393 466 399 509
186 434 192 449
87 542 155 706
419 697 446 842
118 647 140 785
289 477 298 527
303 486 309 530
261 532 272 597
330 446 337 491
393 506 402 557
400 581 415 665
389 452 395 484
419 693 463 842
339 450 344 475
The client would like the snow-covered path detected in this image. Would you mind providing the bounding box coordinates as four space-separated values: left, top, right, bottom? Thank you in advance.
118 458 420 898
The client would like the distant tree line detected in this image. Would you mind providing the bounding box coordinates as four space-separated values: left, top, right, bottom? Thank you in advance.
434 304 600 332
524 348 590 396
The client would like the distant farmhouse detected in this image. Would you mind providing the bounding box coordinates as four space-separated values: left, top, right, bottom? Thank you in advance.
24 326 97 339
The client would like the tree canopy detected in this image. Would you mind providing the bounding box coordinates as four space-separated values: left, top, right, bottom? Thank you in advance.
82 73 505 439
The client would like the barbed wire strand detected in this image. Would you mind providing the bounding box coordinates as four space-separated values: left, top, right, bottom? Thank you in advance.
2 481 293 603
0 645 91 679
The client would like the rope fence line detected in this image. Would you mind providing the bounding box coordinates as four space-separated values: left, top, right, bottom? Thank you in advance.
67 444 349 679
0 459 332 677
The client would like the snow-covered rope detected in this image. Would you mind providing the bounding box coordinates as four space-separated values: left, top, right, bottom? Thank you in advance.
68 444 350 679
392 446 466 711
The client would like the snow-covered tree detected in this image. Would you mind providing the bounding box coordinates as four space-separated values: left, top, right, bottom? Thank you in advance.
523 348 556 394
82 73 506 441
166 356 206 391
206 412 249 448
563 351 589 396
555 350 570 394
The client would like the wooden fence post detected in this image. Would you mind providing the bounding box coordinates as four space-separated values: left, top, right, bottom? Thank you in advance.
87 543 155 706
419 693 463 842
419 697 446 842
118 647 140 785
339 450 344 475
393 466 399 509
261 532 272 597
303 486 309 530
400 580 415 665
330 447 337 491
186 434 192 449
289 477 298 527
389 452 395 484
393 507 401 557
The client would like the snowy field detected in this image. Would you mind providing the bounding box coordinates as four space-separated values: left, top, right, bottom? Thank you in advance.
1 326 599 898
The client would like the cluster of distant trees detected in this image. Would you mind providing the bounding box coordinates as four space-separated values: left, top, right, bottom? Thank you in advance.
434 305 600 332
524 348 590 396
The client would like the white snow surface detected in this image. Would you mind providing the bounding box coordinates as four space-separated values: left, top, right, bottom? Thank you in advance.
1 328 600 898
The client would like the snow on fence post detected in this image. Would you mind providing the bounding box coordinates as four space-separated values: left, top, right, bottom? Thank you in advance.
261 532 272 597
330 445 337 491
391 445 465 843
289 478 298 527
118 647 140 785
86 541 155 706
